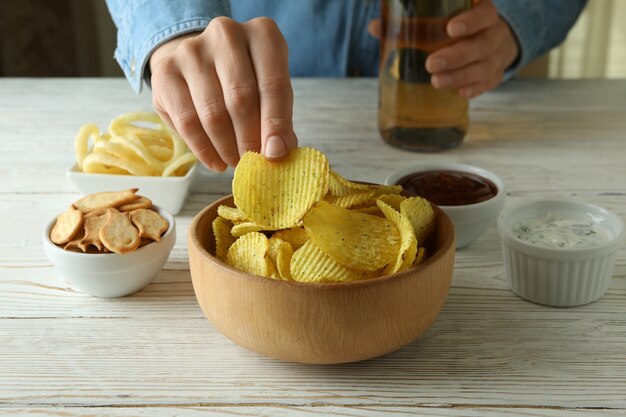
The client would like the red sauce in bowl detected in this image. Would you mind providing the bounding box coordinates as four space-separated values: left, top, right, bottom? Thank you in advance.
397 170 498 206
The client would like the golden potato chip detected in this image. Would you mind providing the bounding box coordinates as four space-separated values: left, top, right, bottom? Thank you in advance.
118 196 153 212
50 205 84 245
233 147 329 229
268 237 294 280
161 152 197 177
217 205 248 223
226 232 272 277
99 208 141 254
328 170 403 198
212 216 236 261
377 194 406 211
272 227 309 251
230 221 265 238
303 201 400 271
377 200 417 275
414 246 426 267
80 211 108 252
325 191 376 209
350 205 383 216
129 208 169 242
73 189 138 213
328 170 373 196
400 196 435 245
290 240 366 283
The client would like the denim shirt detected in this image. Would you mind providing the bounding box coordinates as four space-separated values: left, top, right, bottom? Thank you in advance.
105 0 587 93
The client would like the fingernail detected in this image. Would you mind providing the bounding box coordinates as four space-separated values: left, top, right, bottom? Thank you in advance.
448 22 466 37
432 74 452 88
264 135 286 159
427 58 446 73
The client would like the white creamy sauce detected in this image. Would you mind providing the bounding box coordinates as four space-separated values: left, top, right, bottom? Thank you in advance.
512 213 613 248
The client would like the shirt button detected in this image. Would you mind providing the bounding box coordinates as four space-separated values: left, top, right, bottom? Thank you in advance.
130 59 136 77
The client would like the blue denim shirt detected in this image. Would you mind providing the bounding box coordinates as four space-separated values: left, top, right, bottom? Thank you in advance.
106 0 587 93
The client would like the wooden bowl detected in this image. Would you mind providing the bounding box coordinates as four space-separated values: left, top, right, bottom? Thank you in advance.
188 195 456 364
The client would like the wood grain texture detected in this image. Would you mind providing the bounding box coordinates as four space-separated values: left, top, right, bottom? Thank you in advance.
1 78 626 415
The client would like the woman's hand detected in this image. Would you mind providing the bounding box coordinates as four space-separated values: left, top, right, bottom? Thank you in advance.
149 17 298 172
425 0 519 99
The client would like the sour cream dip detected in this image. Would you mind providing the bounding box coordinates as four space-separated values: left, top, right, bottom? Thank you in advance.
512 213 614 249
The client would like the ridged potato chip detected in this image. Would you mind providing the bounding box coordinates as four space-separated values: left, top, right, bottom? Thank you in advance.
233 148 330 229
230 221 265 237
217 205 248 223
400 196 435 245
328 170 373 196
377 200 418 275
226 232 273 277
268 237 294 280
303 201 400 271
290 240 367 283
325 190 376 209
272 227 309 251
212 216 236 261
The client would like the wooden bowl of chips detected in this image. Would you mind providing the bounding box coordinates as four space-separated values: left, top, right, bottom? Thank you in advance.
188 195 455 364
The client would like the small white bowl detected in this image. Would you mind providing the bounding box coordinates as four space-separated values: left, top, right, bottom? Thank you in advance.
385 163 505 248
497 199 624 307
67 163 197 215
43 206 176 298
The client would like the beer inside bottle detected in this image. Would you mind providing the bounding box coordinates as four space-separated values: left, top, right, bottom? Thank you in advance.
379 0 472 152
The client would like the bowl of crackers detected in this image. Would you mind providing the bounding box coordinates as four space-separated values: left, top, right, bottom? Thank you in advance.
188 147 455 364
43 189 175 298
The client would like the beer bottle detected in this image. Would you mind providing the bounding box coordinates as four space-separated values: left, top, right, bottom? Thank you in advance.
379 0 473 152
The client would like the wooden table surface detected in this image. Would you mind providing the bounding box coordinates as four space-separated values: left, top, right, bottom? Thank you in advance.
1 78 625 416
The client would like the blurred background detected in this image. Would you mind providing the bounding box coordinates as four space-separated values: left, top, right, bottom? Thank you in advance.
1 0 624 79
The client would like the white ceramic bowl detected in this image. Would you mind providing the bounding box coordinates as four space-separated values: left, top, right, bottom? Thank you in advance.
497 199 624 307
67 163 197 215
386 163 505 248
43 206 176 298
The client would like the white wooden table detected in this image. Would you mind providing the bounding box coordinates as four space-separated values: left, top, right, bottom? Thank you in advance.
1 78 625 416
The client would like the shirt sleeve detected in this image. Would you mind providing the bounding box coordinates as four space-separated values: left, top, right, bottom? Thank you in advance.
493 0 587 79
105 0 231 93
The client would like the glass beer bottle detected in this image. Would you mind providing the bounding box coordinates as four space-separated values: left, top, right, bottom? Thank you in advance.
378 0 473 152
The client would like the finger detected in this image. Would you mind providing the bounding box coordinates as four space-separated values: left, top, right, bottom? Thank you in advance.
153 72 227 172
426 26 499 73
446 0 498 38
245 17 297 161
177 38 240 168
458 80 494 99
208 17 262 159
431 58 500 90
368 19 381 38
